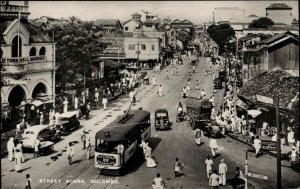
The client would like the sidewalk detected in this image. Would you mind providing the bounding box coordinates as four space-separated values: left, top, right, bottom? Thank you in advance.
226 132 292 159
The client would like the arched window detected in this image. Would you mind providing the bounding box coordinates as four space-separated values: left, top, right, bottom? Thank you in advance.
11 35 22 57
29 47 36 56
39 46 46 55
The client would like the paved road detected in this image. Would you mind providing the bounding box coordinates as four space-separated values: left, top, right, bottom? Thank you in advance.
2 56 299 189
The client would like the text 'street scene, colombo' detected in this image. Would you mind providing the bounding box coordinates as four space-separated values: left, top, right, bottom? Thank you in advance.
0 1 299 189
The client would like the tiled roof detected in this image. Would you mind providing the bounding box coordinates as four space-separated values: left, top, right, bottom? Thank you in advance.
1 20 51 43
143 19 158 25
238 69 299 110
132 12 142 17
266 3 292 9
123 18 141 25
93 19 120 27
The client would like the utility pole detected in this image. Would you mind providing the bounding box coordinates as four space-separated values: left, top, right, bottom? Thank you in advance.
275 96 282 189
245 147 249 189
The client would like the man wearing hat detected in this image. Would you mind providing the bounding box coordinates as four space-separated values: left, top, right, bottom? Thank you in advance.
218 159 227 186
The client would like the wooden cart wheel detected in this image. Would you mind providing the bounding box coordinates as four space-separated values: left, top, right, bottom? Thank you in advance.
189 117 195 130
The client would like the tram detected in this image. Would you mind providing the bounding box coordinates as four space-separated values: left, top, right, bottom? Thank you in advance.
95 110 151 175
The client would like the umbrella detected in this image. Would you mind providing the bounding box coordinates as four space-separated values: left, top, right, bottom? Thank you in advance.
247 109 262 118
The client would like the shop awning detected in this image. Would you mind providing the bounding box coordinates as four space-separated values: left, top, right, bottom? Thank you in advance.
236 99 249 110
247 109 262 118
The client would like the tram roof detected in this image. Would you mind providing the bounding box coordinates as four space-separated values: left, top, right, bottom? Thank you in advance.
95 110 150 141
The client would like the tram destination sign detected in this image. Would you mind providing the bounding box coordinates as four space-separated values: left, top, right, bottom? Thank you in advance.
97 154 116 165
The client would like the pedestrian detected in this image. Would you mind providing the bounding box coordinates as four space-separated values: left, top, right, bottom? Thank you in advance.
16 141 25 163
195 128 201 145
81 129 87 150
182 87 187 99
158 85 163 97
218 159 227 186
152 76 156 86
63 98 68 113
209 138 219 158
201 89 206 98
15 149 22 172
102 95 108 110
33 139 40 158
171 66 175 75
7 137 15 162
145 145 156 168
39 112 44 125
205 155 214 179
235 166 244 179
187 81 191 91
66 142 75 165
196 80 200 90
253 136 261 158
95 91 99 107
165 70 169 79
152 173 167 189
192 65 196 73
129 90 135 104
55 111 60 125
174 157 185 178
86 102 90 119
86 138 91 160
25 174 32 189
209 170 220 189
74 96 78 109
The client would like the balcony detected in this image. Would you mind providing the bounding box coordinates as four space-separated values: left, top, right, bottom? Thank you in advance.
1 56 55 75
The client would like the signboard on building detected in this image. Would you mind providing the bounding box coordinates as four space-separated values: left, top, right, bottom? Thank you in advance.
247 172 268 180
99 62 104 79
0 56 45 64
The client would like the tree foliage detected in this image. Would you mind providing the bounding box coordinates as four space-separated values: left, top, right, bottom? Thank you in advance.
249 17 275 28
207 23 236 55
44 17 108 90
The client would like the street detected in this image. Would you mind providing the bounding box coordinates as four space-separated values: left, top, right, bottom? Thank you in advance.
2 56 299 189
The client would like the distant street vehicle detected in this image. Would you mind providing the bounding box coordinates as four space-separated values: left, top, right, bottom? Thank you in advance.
219 70 226 82
56 111 80 135
186 92 213 130
95 110 151 175
213 78 223 89
154 109 170 130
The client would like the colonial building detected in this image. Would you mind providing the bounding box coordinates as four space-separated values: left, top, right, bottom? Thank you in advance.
124 37 160 62
242 32 299 80
241 26 299 38
213 7 245 23
266 3 293 26
123 13 142 33
1 1 55 108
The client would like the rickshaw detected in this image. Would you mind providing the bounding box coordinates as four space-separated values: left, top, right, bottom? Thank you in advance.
213 78 222 89
154 109 170 130
56 111 80 135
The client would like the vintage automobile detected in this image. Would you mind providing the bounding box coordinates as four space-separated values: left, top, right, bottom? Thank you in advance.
22 125 58 154
219 70 226 82
56 111 80 135
154 109 170 130
213 78 223 89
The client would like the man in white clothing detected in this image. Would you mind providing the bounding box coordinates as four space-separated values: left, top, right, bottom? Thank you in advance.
209 138 218 158
253 136 261 158
218 159 227 186
158 85 163 97
205 155 214 179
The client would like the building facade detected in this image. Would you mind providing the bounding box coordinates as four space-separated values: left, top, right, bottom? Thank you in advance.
266 3 293 25
213 7 245 23
1 1 55 108
243 32 299 80
123 13 142 33
124 37 159 61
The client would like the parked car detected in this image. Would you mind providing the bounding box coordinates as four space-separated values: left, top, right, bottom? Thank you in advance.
154 109 170 130
56 111 80 135
213 78 222 89
22 125 59 150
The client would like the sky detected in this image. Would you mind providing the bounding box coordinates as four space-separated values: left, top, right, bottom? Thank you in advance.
26 1 299 24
